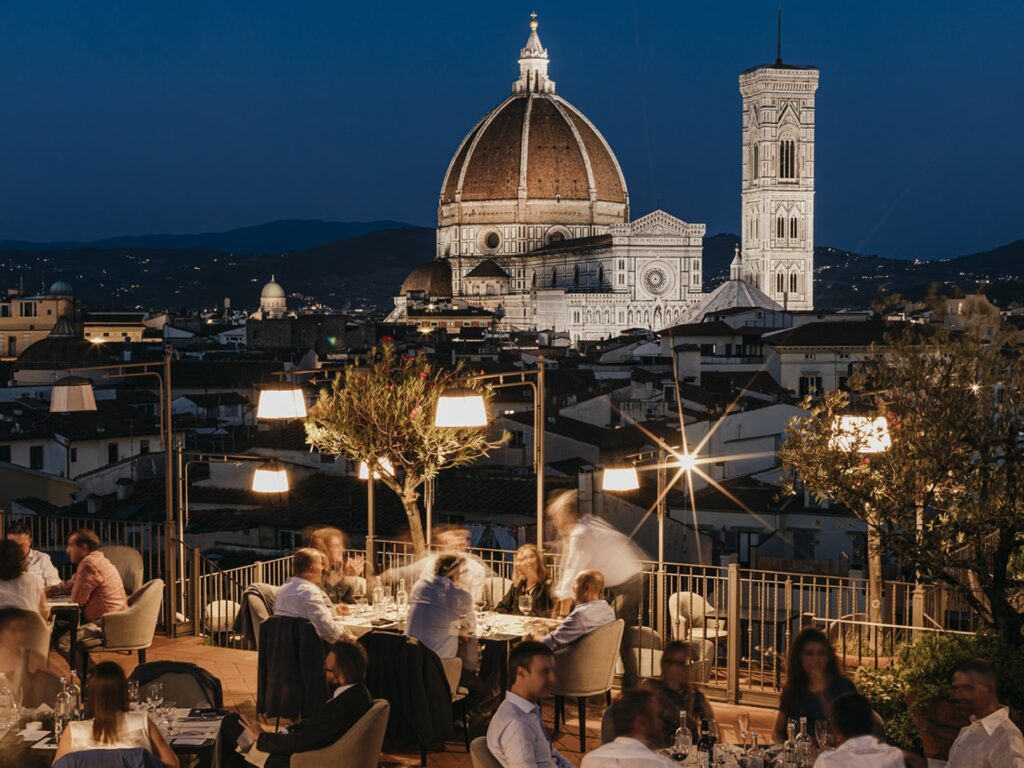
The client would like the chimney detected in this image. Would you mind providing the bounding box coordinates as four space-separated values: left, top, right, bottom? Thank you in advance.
115 478 135 501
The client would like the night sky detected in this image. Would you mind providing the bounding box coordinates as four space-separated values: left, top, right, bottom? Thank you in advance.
0 1 1020 260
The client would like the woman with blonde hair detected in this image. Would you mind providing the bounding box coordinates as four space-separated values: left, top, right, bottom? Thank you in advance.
495 544 554 617
308 526 363 606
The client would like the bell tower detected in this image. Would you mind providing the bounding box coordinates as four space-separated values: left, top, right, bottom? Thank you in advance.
739 26 819 310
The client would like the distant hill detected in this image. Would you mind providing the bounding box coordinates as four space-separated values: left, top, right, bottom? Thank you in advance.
0 219 418 255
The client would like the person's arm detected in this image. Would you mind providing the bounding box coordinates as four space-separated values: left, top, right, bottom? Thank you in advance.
45 576 72 597
40 554 61 589
147 717 180 768
552 528 584 601
492 716 552 768
772 710 788 744
301 584 350 643
495 583 518 614
256 699 367 756
541 608 584 650
69 560 99 607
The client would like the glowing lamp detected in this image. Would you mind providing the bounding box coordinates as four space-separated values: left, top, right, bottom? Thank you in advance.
434 387 488 428
675 453 698 471
251 461 290 493
50 376 98 414
831 415 891 454
358 457 395 480
602 466 640 492
257 387 307 420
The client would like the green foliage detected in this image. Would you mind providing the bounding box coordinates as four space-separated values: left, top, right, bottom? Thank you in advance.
855 665 920 752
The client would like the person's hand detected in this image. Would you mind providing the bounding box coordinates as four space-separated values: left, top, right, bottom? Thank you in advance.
344 555 365 577
239 715 263 741
334 603 350 616
45 585 62 597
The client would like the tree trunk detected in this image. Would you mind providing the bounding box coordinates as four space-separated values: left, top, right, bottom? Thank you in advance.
402 494 427 555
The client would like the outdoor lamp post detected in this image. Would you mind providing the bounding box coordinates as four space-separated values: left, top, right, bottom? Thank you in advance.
434 362 546 552
358 457 394 577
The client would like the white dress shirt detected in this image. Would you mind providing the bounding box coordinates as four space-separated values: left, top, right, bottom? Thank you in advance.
813 735 904 768
541 599 615 650
580 736 677 768
945 706 1024 767
553 516 641 599
404 576 475 660
487 691 573 768
25 549 61 588
273 576 350 643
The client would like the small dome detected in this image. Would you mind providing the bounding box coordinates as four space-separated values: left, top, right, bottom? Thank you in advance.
261 276 286 299
401 261 452 297
48 280 73 296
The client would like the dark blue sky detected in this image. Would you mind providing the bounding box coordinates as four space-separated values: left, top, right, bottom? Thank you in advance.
0 1 1020 259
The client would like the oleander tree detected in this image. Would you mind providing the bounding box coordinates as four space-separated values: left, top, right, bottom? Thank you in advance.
304 343 506 553
780 318 1024 645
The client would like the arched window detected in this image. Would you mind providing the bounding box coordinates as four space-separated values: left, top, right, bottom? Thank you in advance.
777 217 785 238
790 217 798 238
777 272 785 294
753 143 759 180
790 272 799 293
573 266 579 286
551 268 557 287
779 138 796 180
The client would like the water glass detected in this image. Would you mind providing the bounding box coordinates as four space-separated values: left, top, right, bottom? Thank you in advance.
145 682 163 711
128 680 140 711
738 711 751 751
815 719 831 749
517 593 533 615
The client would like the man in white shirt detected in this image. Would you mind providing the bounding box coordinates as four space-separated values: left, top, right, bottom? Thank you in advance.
548 491 642 684
273 549 352 644
580 688 676 768
6 524 60 588
487 641 573 768
943 657 1024 767
538 570 615 651
813 692 904 768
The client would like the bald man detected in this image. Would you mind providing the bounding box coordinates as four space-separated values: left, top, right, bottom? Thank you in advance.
538 570 615 650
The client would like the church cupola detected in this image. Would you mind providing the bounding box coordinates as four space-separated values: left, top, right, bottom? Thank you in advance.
513 13 555 94
730 244 743 280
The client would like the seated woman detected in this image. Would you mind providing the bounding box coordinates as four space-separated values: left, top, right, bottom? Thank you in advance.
0 608 60 706
308 526 363 607
53 661 179 768
773 627 857 743
640 640 716 746
495 544 554 617
0 540 49 619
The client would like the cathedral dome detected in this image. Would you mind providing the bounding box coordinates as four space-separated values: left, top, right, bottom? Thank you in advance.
48 280 73 296
260 276 285 300
400 260 452 297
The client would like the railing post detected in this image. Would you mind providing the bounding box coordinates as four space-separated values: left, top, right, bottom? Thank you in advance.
254 560 264 584
726 563 741 703
912 583 926 639
191 548 202 638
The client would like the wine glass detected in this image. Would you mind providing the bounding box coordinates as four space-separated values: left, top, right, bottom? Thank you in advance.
517 593 533 616
145 682 163 711
128 680 140 711
160 701 176 736
815 719 830 749
737 711 751 753
672 725 691 762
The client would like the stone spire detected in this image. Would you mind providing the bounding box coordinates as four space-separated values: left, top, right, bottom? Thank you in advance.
730 243 743 280
513 12 555 94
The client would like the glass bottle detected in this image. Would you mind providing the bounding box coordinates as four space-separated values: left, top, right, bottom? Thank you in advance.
0 673 16 730
67 671 82 719
395 578 409 618
671 710 691 761
747 732 765 768
371 576 385 617
795 716 814 767
696 718 713 768
781 718 797 767
54 677 71 740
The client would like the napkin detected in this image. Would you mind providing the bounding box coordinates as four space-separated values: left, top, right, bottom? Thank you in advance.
18 728 50 741
34 703 53 715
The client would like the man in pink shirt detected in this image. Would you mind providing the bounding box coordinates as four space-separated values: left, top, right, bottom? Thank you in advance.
46 529 128 623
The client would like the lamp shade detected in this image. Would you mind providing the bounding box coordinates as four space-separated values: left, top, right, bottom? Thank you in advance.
434 387 488 428
251 461 290 493
831 414 891 454
50 376 97 414
257 387 307 420
602 466 640 492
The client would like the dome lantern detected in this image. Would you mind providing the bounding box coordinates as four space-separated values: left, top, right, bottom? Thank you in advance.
514 12 555 95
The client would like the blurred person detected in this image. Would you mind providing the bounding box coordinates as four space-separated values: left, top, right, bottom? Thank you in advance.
813 692 904 767
944 657 1024 767
53 661 178 768
580 688 677 768
420 524 489 597
0 540 49 619
223 640 374 768
537 570 614 651
547 490 642 685
0 608 60 703
774 627 857 743
487 641 573 768
307 526 362 607
273 548 354 643
6 523 60 588
495 544 554 618
640 640 715 747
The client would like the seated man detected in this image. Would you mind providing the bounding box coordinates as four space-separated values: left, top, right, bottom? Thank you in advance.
813 692 904 767
580 688 677 768
223 639 373 768
273 549 352 644
46 529 127 646
944 657 1024 767
487 641 573 768
7 523 60 589
537 569 615 651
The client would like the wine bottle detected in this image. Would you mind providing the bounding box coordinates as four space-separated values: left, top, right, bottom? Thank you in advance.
696 718 713 768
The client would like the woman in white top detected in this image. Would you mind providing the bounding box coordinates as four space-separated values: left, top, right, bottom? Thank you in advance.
0 540 48 619
53 661 178 768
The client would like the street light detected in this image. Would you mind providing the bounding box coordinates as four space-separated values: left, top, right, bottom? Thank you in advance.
433 387 488 428
49 376 98 414
256 385 307 420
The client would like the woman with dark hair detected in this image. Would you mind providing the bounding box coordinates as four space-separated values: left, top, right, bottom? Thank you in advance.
641 640 716 746
53 661 179 768
0 540 48 619
773 627 857 743
495 544 554 617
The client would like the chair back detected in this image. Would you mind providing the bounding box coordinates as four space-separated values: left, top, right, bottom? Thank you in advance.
668 591 713 627
130 661 223 709
203 600 240 635
53 747 163 768
100 579 163 651
246 583 279 650
469 736 504 768
257 616 328 720
22 609 51 659
289 699 389 768
478 576 512 608
441 657 462 701
101 545 145 595
551 619 624 698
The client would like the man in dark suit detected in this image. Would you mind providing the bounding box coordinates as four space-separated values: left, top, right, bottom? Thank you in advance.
222 639 373 768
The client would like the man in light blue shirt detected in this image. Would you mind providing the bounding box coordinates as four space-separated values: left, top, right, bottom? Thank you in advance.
487 641 573 768
7 524 60 588
540 569 615 651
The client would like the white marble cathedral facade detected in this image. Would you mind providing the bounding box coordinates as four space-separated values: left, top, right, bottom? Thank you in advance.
389 15 817 338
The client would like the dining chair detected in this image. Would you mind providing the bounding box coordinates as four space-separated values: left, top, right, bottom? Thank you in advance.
469 736 503 768
441 657 471 753
100 545 145 595
79 578 164 672
668 591 727 641
289 699 390 768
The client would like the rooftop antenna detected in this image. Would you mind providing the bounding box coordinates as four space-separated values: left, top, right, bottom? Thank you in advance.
776 2 783 65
